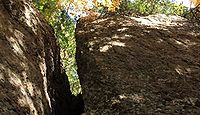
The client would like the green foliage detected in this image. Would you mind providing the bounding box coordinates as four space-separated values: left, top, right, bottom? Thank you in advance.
33 0 61 23
118 0 188 16
55 11 81 95
33 0 81 95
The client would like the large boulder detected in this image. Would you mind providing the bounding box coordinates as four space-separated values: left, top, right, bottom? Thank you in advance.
76 15 200 114
0 0 72 114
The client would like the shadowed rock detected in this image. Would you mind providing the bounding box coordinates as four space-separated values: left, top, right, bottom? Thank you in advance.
76 15 200 114
0 0 75 114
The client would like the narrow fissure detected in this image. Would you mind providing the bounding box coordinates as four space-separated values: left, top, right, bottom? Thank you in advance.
1 0 200 114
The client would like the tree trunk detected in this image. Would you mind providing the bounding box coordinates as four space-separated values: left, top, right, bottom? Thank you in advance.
0 0 73 114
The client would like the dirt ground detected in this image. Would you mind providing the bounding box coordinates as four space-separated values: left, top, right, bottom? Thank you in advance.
76 14 200 114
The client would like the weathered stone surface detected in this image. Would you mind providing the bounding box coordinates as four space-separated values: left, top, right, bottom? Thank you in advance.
76 15 200 114
0 0 72 114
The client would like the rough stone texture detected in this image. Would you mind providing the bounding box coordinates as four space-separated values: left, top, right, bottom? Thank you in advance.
0 0 73 114
76 15 200 114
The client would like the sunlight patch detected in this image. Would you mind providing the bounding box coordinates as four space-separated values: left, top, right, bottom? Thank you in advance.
124 34 132 37
111 98 121 105
39 61 52 109
175 65 184 75
100 45 111 52
118 93 145 103
94 18 108 23
23 4 38 34
9 37 24 57
24 5 33 27
0 65 5 83
1 63 43 115
184 39 197 46
100 41 125 52
112 34 119 39
14 30 24 47
130 14 186 28
188 31 200 36
110 41 125 47
7 68 40 115
170 38 188 48
117 27 128 32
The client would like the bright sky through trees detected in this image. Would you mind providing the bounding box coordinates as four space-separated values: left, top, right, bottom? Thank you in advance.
128 0 193 8
175 0 193 7
66 0 194 21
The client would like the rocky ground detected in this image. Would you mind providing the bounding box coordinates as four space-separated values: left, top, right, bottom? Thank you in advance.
76 14 200 114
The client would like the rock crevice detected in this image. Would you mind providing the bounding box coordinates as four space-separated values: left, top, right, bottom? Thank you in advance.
0 0 82 114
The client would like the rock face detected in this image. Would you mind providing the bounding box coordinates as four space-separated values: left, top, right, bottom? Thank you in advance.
76 15 200 114
0 0 72 114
